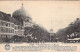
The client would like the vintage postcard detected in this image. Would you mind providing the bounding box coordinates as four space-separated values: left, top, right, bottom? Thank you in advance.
0 0 80 52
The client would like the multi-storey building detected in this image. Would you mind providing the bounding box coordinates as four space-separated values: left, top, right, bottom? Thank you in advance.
67 32 80 43
0 4 33 41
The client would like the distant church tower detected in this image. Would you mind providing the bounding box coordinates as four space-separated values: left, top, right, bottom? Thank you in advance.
50 18 54 36
50 29 54 35
49 18 54 41
49 29 54 41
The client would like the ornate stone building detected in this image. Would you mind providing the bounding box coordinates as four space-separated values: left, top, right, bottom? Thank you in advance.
0 4 33 41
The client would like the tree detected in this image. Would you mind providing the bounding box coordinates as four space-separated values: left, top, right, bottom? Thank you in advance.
56 18 80 42
24 24 50 42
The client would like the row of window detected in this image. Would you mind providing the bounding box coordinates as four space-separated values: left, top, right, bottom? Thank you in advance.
0 35 12 38
0 21 14 27
0 21 24 30
15 31 24 35
0 35 7 38
15 25 24 30
0 27 14 33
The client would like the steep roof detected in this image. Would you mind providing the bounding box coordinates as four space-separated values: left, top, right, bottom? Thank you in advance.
0 11 22 25
0 11 13 22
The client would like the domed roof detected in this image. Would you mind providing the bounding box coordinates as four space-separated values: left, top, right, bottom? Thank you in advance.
12 4 27 17
12 4 32 25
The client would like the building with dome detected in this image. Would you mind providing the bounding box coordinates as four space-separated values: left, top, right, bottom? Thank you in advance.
0 4 33 42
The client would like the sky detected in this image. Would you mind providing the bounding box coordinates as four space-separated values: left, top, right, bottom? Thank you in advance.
0 1 80 32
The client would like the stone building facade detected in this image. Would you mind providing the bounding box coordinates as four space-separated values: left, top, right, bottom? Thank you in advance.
0 4 33 40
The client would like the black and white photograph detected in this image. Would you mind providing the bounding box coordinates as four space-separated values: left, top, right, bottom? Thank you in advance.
0 1 80 52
